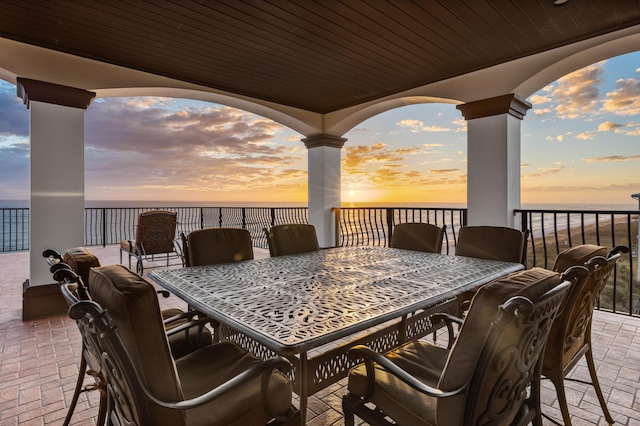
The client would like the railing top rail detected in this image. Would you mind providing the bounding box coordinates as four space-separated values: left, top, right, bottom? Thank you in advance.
333 206 467 211
515 208 638 214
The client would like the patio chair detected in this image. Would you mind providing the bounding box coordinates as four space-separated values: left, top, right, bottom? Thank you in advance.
80 264 298 425
455 225 528 265
184 228 254 267
543 244 629 425
264 223 319 257
44 250 214 426
390 222 446 253
45 247 213 356
119 210 180 274
454 225 529 314
342 266 583 426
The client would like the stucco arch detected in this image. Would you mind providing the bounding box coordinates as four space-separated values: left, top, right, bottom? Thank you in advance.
324 96 461 137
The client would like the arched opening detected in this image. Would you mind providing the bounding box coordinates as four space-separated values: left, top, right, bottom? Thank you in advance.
522 51 640 208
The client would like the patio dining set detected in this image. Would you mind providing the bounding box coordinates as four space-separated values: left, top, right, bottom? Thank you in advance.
44 210 626 425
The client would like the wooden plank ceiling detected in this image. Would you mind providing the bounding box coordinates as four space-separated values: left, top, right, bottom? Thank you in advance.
1 0 639 113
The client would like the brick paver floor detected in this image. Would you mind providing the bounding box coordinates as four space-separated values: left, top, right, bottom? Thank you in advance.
1 246 638 425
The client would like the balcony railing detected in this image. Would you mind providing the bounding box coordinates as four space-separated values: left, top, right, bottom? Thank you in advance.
334 206 638 316
1 205 638 315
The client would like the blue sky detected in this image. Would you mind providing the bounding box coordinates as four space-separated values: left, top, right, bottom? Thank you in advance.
0 51 638 207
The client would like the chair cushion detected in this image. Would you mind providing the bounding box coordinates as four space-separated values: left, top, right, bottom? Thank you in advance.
62 247 101 284
269 224 319 256
552 244 606 273
437 267 559 425
89 264 185 425
162 308 213 360
455 226 524 264
347 341 447 426
390 223 444 253
187 228 254 266
119 239 137 254
178 341 293 426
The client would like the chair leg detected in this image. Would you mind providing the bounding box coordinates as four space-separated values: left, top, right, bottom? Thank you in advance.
342 394 356 426
585 347 614 424
96 393 108 426
63 354 88 426
550 375 573 426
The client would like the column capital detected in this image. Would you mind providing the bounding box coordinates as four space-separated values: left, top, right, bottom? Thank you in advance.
456 94 532 120
17 77 96 110
302 134 347 149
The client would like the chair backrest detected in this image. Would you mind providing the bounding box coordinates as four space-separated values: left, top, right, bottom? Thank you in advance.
88 264 185 425
267 223 319 257
551 243 607 273
455 225 526 265
62 247 102 284
390 222 445 253
545 245 626 371
186 228 254 266
135 210 178 255
436 266 578 425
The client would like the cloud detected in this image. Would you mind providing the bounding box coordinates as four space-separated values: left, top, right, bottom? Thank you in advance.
429 169 461 175
575 132 595 140
342 142 420 169
552 62 604 119
602 77 640 116
529 95 551 105
397 119 450 132
597 121 624 131
524 166 566 178
82 98 306 194
0 85 29 137
533 108 551 116
584 155 640 163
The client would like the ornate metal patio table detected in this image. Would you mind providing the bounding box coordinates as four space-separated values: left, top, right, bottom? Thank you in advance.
148 246 523 423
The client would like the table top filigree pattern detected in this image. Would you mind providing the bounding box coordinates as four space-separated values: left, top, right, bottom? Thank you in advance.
149 247 523 353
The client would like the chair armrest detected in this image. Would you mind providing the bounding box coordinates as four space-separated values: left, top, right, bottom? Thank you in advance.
143 355 293 411
164 316 218 336
609 245 630 257
431 312 463 349
348 345 466 399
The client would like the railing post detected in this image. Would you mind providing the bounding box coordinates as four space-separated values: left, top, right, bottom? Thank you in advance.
271 208 276 227
200 207 205 230
333 208 341 247
102 208 107 247
242 208 247 229
386 208 395 247
519 210 528 234
218 208 222 228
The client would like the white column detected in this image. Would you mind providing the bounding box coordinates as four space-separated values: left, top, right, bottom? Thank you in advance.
17 78 95 287
303 134 346 248
457 94 531 228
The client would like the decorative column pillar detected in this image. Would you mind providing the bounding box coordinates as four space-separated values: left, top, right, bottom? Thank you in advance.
303 134 346 248
17 78 95 320
457 94 531 228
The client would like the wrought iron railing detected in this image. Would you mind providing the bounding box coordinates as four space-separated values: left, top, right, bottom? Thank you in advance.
516 208 639 316
1 205 638 315
333 207 467 254
83 206 308 250
333 206 638 315
0 208 29 252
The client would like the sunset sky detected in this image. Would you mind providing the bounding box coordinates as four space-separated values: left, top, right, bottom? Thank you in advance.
0 51 638 208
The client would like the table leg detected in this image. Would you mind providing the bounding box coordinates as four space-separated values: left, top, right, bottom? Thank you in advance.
298 353 308 425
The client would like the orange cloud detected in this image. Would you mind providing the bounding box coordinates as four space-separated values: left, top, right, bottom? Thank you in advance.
553 62 604 119
602 77 640 116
